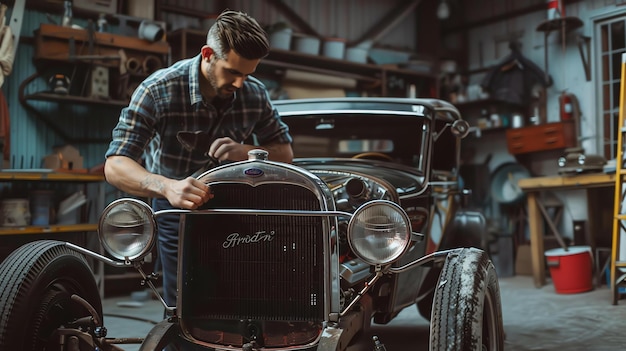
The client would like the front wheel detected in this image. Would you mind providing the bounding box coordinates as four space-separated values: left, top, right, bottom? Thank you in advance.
0 240 102 350
429 248 504 351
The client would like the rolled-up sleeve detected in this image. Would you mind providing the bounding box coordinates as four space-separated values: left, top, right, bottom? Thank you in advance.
105 84 158 161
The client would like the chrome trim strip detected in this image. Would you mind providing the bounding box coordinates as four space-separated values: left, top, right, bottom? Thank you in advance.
155 208 353 217
278 109 422 117
387 248 460 273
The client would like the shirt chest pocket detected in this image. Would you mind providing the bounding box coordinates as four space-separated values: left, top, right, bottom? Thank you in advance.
159 113 215 153
176 130 212 154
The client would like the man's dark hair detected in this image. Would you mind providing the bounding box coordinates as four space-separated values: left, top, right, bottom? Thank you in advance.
207 10 270 60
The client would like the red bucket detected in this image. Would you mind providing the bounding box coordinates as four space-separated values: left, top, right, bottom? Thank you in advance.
544 246 593 294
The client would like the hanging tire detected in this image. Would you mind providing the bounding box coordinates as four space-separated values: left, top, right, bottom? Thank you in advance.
429 247 504 351
0 240 103 350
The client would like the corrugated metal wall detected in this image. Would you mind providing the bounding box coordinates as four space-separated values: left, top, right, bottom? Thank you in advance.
3 9 117 170
160 0 418 50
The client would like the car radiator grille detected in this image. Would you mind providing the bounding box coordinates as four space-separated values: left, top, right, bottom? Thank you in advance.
180 182 326 346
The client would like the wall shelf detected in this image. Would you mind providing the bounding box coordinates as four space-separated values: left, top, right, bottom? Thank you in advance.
0 223 98 236
21 92 128 108
167 28 438 98
535 16 590 82
0 170 105 182
19 24 171 144
0 170 106 296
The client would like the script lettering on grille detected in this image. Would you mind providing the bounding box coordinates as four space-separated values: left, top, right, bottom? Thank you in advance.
222 231 276 248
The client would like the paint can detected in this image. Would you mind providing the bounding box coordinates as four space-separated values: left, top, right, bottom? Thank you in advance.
0 198 31 226
30 190 54 226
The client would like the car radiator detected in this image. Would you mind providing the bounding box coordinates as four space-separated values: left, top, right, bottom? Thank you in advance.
179 182 326 347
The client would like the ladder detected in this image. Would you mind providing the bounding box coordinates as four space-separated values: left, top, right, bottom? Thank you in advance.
610 52 626 305
7 0 25 58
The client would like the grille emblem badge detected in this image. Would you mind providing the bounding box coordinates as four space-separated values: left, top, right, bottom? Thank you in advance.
244 168 264 177
222 231 275 248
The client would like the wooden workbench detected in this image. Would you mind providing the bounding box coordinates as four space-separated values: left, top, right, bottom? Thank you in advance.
518 172 615 288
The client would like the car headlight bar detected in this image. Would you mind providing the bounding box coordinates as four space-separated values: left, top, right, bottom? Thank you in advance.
97 198 411 267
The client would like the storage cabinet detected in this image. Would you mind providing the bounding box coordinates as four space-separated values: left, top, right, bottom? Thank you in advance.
505 121 576 155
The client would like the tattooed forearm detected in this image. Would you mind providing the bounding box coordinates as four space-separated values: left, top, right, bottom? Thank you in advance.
141 175 165 195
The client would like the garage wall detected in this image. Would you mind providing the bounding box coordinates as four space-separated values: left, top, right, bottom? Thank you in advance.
2 1 424 175
457 0 622 242
2 9 117 172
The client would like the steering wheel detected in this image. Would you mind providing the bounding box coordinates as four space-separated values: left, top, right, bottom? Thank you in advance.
352 152 393 161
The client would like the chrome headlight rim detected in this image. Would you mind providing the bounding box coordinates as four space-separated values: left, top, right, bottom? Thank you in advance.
346 200 412 266
98 198 157 261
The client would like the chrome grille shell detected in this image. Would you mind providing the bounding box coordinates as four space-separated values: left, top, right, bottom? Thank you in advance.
174 159 340 348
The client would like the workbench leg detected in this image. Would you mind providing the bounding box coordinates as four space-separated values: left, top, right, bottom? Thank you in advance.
528 192 546 287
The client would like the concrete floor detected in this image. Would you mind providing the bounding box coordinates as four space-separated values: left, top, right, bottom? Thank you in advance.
101 275 626 351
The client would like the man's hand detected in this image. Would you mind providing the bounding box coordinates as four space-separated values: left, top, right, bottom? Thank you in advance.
208 137 293 164
208 137 249 162
165 177 213 210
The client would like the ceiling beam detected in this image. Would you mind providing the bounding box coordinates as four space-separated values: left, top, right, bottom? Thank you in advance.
349 0 423 47
442 0 585 35
265 0 321 38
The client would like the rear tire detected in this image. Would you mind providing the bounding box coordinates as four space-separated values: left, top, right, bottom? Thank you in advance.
0 240 102 350
429 248 504 351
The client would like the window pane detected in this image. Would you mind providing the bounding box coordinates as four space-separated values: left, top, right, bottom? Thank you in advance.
604 112 614 159
603 83 611 110
613 111 620 160
613 81 621 108
602 23 609 52
612 52 623 80
611 21 625 51
603 53 609 81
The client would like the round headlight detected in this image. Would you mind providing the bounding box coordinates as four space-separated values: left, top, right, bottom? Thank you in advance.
347 200 411 265
98 198 156 261
577 154 586 165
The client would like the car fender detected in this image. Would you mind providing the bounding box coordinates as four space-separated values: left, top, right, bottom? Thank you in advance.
415 209 488 319
318 327 343 351
439 209 488 250
138 320 179 351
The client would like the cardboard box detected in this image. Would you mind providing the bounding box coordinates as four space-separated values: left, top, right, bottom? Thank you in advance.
127 0 155 20
43 145 84 171
74 0 118 15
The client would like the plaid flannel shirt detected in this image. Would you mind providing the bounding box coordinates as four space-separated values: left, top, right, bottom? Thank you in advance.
105 54 292 179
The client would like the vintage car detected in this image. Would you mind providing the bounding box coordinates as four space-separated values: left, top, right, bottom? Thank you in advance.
0 97 504 350
557 147 607 174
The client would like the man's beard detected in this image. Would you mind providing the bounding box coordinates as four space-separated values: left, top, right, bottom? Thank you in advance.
207 63 236 99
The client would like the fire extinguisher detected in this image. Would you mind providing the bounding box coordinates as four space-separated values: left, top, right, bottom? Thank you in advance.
547 0 565 20
559 92 578 121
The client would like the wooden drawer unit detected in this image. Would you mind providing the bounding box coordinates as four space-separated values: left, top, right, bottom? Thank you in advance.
505 121 576 155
